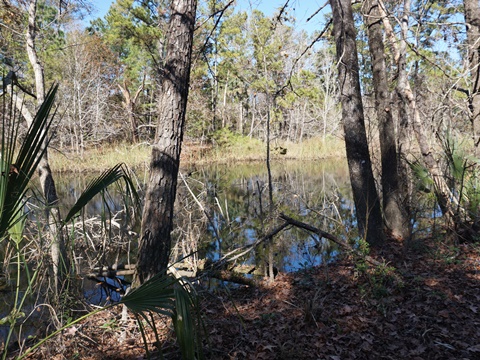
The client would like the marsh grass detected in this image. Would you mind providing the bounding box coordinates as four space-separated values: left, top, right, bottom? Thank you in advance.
49 143 151 173
194 135 346 164
48 136 346 172
282 136 346 160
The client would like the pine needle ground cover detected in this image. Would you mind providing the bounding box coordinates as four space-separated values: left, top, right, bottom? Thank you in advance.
21 239 480 360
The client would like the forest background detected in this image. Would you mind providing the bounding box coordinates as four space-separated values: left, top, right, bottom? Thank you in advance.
1 0 480 359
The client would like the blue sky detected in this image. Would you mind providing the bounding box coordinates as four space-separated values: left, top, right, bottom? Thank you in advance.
87 0 328 34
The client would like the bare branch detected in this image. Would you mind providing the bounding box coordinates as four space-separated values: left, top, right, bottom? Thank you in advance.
276 18 333 98
279 214 384 267
211 222 290 269
306 1 329 23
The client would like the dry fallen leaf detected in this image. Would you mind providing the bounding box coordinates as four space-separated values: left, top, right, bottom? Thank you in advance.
64 326 78 336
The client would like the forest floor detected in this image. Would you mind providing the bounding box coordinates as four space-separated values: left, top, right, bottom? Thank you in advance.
20 237 480 360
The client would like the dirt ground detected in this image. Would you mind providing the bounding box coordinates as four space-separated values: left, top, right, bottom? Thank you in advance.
18 238 480 360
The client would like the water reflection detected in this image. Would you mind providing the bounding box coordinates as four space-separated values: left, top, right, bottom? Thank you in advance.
174 160 353 273
1 159 353 348
51 160 353 275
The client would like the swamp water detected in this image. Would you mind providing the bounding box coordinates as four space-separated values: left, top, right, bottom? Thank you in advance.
60 159 354 277
174 160 354 273
1 159 353 348
55 159 354 300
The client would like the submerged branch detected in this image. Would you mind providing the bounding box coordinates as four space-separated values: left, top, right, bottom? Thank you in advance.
211 222 291 269
279 213 384 267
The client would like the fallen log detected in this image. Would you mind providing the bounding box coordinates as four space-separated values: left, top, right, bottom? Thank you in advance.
208 270 255 286
91 264 136 272
87 264 256 287
279 213 384 267
209 222 291 271
87 264 136 278
86 269 135 278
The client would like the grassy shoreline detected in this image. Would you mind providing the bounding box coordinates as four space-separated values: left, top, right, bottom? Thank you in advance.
49 136 347 173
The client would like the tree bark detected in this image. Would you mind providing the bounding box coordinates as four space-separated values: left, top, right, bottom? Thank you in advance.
26 0 67 293
26 0 45 104
330 0 385 246
363 0 410 240
463 0 480 148
135 0 197 285
378 0 457 221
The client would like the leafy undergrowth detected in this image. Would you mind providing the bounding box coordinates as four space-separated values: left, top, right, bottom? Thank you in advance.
21 239 480 359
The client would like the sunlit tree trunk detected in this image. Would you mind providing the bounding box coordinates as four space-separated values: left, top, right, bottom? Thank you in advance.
363 0 410 240
376 0 459 228
330 0 385 246
118 79 144 143
238 102 244 135
26 0 67 293
135 0 197 284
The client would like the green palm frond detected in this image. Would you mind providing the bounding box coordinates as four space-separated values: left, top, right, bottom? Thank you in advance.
7 200 26 246
120 271 203 359
441 136 467 181
409 159 434 193
463 171 480 214
120 272 176 316
438 135 480 215
174 284 197 360
63 163 140 224
450 152 467 181
0 84 58 237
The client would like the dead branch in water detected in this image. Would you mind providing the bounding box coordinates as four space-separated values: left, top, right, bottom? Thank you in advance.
209 222 291 270
279 213 384 267
85 213 386 287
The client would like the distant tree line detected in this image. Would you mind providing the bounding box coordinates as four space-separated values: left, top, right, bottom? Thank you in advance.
1 0 344 152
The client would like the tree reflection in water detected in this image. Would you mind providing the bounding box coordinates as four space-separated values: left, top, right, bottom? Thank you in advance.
173 160 353 275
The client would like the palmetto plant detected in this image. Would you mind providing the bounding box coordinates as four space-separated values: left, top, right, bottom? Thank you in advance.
410 135 480 241
0 85 57 237
0 85 203 359
16 271 203 360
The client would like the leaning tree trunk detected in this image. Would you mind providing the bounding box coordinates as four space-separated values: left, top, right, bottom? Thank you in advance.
135 0 197 285
378 0 457 222
330 0 385 246
463 0 480 149
363 0 410 240
26 0 67 294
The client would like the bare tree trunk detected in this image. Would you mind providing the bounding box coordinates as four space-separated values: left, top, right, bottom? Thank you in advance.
222 71 229 128
330 0 385 246
118 79 144 143
397 93 412 219
249 92 256 138
378 0 457 222
135 0 197 285
26 0 67 293
26 0 44 104
463 0 480 148
238 102 243 134
363 0 410 240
